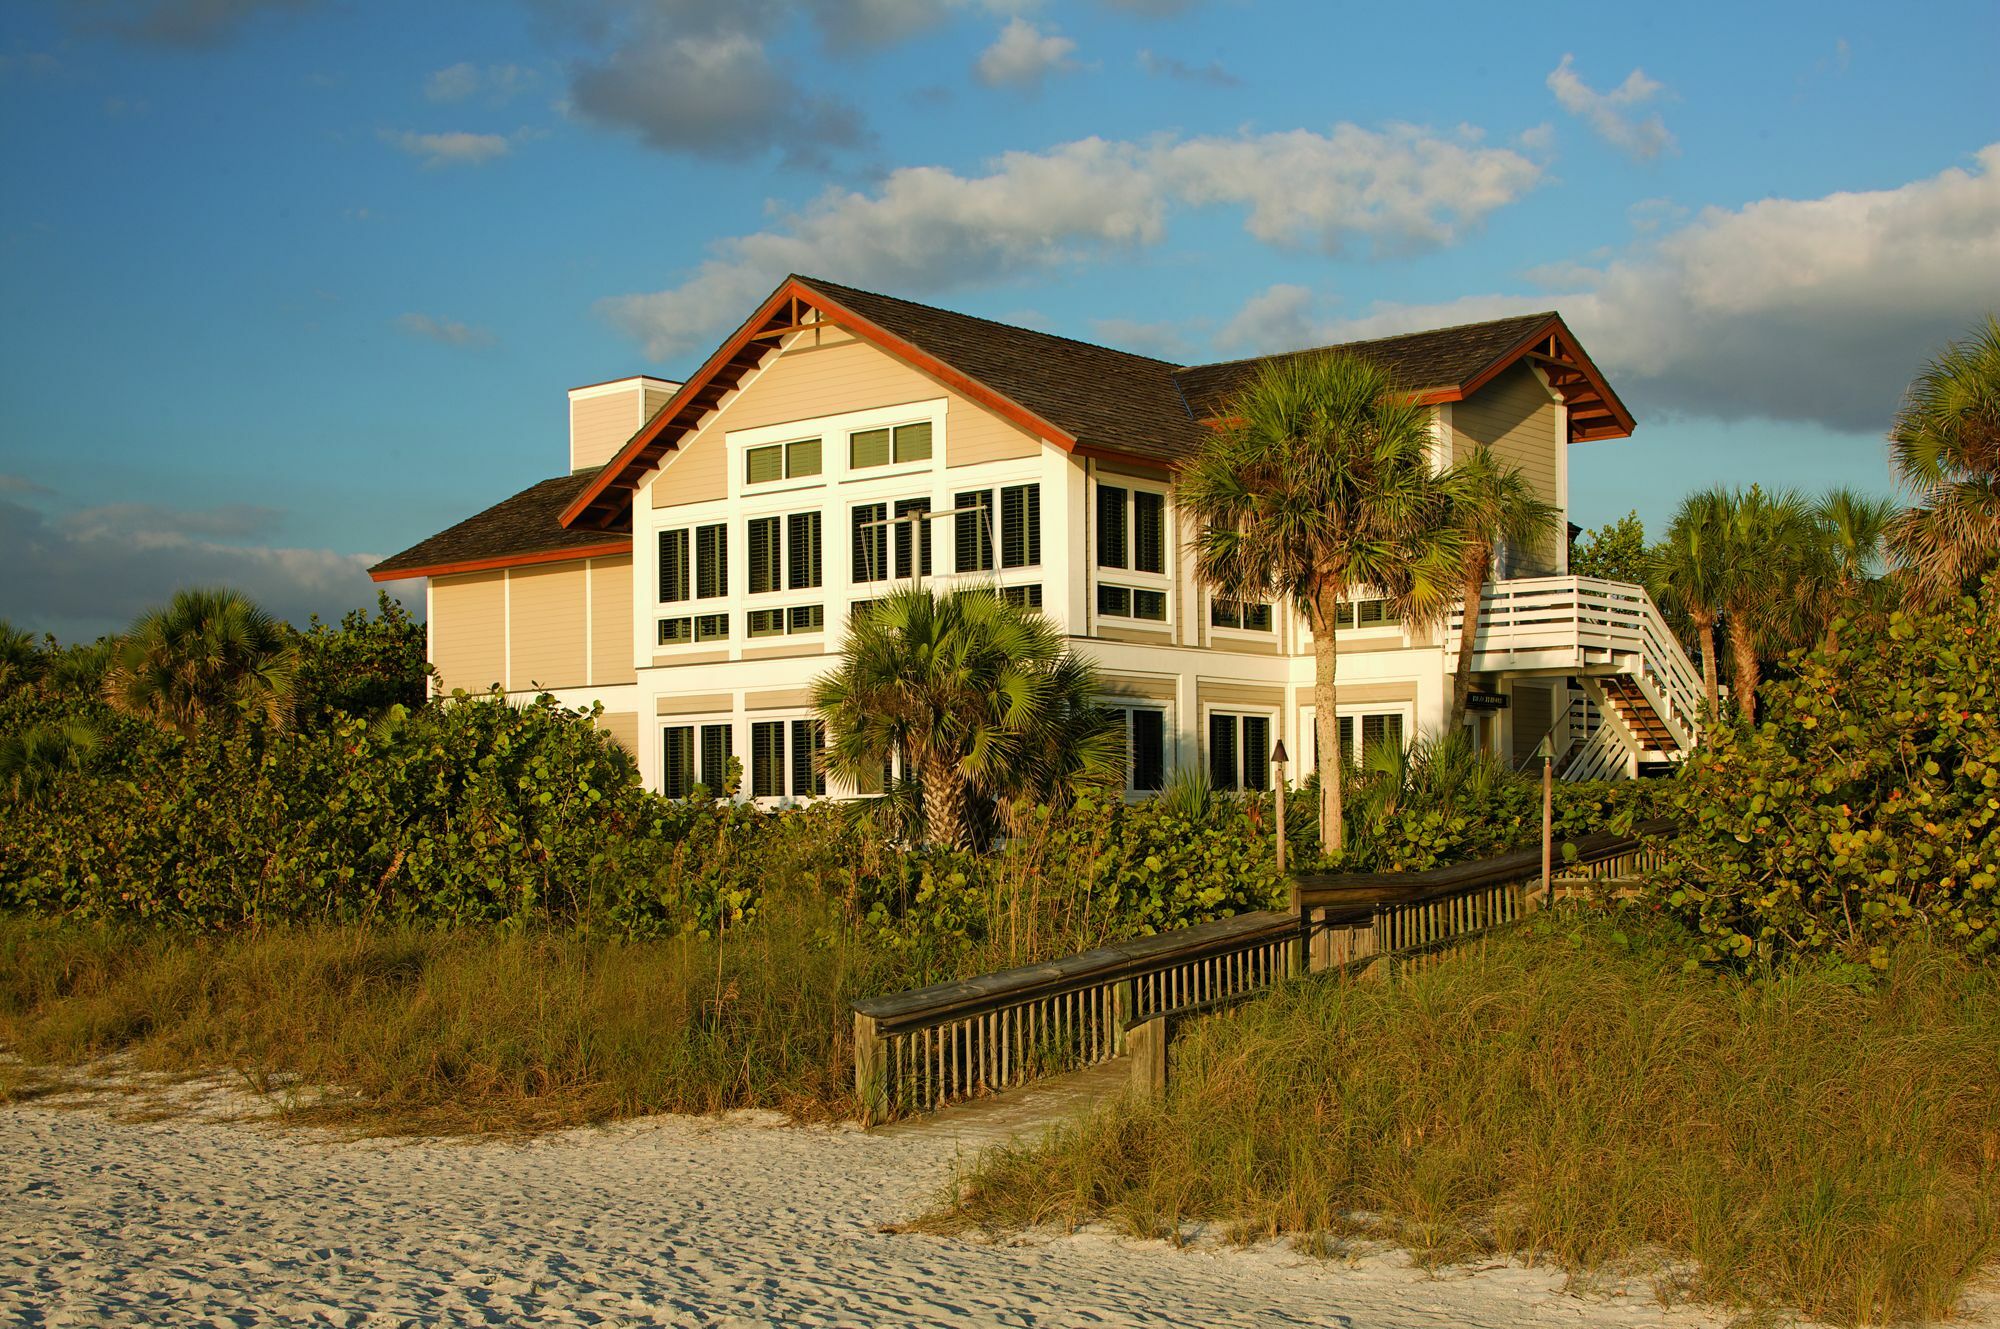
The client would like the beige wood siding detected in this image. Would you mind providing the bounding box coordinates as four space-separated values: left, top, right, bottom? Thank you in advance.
1101 672 1179 703
431 571 506 694
1452 364 1561 573
571 391 641 472
508 563 588 691
1197 680 1286 710
1094 624 1173 646
652 335 1043 509
642 383 674 419
744 687 815 711
589 555 635 685
658 692 735 716
595 710 638 754
1294 680 1418 708
1511 682 1554 766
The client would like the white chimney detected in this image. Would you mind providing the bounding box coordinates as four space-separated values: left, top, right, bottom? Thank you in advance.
567 375 681 473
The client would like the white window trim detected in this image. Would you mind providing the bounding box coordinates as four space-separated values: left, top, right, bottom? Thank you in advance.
744 711 828 806
1200 703 1281 792
1331 700 1415 764
729 399 949 497
659 715 737 800
1203 587 1276 639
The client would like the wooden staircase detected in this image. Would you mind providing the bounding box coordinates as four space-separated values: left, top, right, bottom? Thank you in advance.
1598 675 1681 755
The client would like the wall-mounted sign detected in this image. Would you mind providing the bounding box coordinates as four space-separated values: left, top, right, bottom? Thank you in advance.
1467 690 1509 712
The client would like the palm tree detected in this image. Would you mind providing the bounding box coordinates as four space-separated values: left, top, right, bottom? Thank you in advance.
0 720 100 803
0 621 42 696
813 587 1123 850
1716 487 1822 725
1654 489 1733 720
1887 317 2000 604
1445 444 1561 731
1176 352 1467 857
1811 487 1897 642
104 588 298 731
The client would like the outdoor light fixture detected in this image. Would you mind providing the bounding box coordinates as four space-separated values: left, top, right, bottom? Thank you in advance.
1270 739 1289 875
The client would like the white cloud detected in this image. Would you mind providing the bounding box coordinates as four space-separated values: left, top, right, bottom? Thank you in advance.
1136 48 1238 87
1217 145 2000 432
1546 53 1676 161
0 497 418 642
975 18 1080 88
383 129 512 168
395 313 496 348
424 61 537 104
604 125 1545 359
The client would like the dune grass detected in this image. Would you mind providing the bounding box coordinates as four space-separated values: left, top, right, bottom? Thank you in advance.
921 913 2000 1325
0 898 889 1133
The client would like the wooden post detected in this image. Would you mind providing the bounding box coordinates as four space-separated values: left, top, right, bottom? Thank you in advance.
854 1012 888 1126
1271 739 1289 878
1540 747 1554 906
1127 1015 1168 1099
1111 979 1135 1051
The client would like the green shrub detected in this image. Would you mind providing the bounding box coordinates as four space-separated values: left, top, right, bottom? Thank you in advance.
1651 584 2000 965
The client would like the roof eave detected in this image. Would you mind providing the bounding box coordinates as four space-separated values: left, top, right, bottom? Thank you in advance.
368 538 634 583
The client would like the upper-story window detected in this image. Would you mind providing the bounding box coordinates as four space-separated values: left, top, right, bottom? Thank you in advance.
659 523 729 646
1210 599 1273 632
1338 596 1401 629
849 421 932 470
953 484 1040 573
747 512 823 593
745 438 822 485
1096 485 1166 574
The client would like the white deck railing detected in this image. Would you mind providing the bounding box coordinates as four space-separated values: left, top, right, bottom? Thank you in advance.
1448 576 1704 751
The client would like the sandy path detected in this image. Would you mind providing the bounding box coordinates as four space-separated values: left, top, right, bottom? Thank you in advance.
0 1089 1776 1327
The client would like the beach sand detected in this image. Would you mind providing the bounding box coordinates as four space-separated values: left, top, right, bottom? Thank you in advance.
0 1079 1948 1328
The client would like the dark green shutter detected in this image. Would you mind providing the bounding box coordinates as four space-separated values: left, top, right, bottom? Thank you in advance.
751 721 783 798
662 725 695 799
1001 484 1039 568
748 517 780 595
1097 484 1127 568
1242 715 1270 791
659 530 689 603
1131 709 1164 792
895 498 931 577
695 523 726 598
788 511 821 590
955 491 993 572
852 503 888 583
1134 491 1164 574
699 723 733 794
1209 713 1237 791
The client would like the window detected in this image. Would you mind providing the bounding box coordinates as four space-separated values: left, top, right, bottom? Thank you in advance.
662 722 733 799
661 524 725 605
750 718 825 798
999 584 1043 609
745 438 821 484
1210 599 1273 632
849 421 932 470
1097 484 1127 568
1208 712 1272 792
660 613 728 645
1334 597 1401 630
853 503 889 583
894 498 932 578
1098 585 1166 622
955 490 994 573
1332 710 1407 764
748 511 823 593
748 605 823 637
1097 485 1166 575
1001 484 1040 568
1115 707 1166 793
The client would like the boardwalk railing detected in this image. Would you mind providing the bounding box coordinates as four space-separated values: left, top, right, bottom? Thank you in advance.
851 819 1676 1122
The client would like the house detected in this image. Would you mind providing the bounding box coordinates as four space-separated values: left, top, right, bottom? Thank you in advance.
370 274 1703 801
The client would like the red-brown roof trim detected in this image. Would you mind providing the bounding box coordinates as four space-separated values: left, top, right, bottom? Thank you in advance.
368 539 632 582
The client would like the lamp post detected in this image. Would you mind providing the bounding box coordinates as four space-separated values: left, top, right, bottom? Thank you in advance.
1271 738 1289 876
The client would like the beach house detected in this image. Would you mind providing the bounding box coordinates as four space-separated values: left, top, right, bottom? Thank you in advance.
370 275 1703 800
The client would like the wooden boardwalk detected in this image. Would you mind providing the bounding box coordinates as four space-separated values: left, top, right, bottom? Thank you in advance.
869 1056 1132 1153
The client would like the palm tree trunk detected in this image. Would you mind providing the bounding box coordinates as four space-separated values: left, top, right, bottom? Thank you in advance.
1726 616 1761 726
921 750 968 851
1695 611 1721 720
1312 592 1344 859
1448 550 1490 732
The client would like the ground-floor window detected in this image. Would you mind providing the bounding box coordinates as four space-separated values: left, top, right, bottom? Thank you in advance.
749 717 826 799
1110 706 1167 792
662 721 733 799
1302 704 1411 768
1208 711 1272 792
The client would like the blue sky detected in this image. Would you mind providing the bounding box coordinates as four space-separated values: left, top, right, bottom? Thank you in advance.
3 0 1996 639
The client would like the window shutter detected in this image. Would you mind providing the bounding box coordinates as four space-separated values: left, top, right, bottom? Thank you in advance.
1209 713 1237 791
893 421 932 463
786 438 821 477
1097 484 1127 568
894 498 932 577
745 445 782 484
659 530 689 603
954 490 993 572
850 428 890 469
699 723 733 794
852 503 887 583
1131 709 1164 792
751 721 783 798
694 524 726 599
662 725 695 799
1001 484 1039 568
1242 715 1270 791
1339 715 1355 762
788 511 822 590
789 718 825 796
748 517 779 595
1134 491 1165 574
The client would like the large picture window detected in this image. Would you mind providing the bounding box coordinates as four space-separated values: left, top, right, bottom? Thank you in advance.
747 511 823 593
954 484 1040 573
1208 712 1272 792
662 722 733 799
659 522 726 603
1097 484 1166 574
749 718 826 799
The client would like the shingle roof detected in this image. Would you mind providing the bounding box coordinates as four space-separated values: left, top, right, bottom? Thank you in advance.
795 276 1207 464
369 469 629 579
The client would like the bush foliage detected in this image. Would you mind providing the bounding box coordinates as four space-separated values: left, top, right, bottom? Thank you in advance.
1650 582 2000 965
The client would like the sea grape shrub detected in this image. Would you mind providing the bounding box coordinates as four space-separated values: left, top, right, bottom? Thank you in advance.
289 592 431 730
1651 583 2000 965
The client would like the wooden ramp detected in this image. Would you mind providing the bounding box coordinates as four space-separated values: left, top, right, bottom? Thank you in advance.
868 1057 1132 1153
